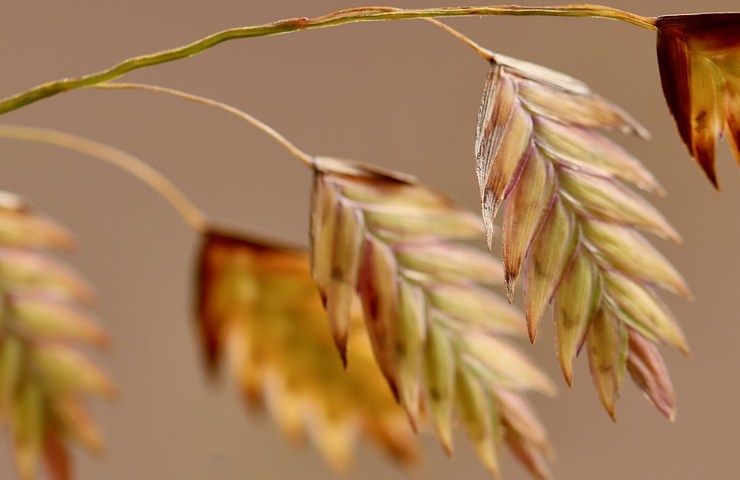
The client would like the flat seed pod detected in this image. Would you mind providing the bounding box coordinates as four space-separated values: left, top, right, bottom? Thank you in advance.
473 52 688 418
307 158 554 477
196 230 420 469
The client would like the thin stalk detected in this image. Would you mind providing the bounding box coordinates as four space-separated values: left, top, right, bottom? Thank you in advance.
0 125 207 231
424 17 494 61
0 4 656 115
91 82 315 167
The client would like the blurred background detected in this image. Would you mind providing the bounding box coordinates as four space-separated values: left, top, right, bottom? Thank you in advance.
0 0 738 478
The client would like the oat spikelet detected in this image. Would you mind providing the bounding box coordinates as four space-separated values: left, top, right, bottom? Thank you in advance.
310 157 556 479
196 229 419 471
656 13 740 187
0 191 112 480
475 55 688 420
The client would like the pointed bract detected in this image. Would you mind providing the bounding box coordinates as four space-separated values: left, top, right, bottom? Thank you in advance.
475 64 533 247
523 199 576 341
604 272 689 354
502 151 554 299
456 366 501 478
554 254 597 385
583 220 690 298
587 309 626 419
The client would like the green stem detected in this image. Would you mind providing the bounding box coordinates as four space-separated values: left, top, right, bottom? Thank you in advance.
0 4 655 116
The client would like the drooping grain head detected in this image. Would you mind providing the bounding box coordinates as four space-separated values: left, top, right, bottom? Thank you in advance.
0 191 111 480
474 53 688 420
196 229 419 471
309 157 556 479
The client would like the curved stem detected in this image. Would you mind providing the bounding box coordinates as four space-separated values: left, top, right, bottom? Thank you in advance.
424 18 494 61
0 125 207 232
0 4 656 115
90 82 315 167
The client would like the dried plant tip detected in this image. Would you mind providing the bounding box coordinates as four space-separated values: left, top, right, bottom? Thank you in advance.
0 190 111 479
656 13 740 187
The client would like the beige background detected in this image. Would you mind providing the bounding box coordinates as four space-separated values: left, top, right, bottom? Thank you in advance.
1 1 738 478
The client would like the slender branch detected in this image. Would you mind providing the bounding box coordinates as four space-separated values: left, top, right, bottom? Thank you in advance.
90 82 315 167
0 125 207 232
424 17 494 61
0 4 656 115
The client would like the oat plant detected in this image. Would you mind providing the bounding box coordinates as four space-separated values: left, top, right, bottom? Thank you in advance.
0 3 738 479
